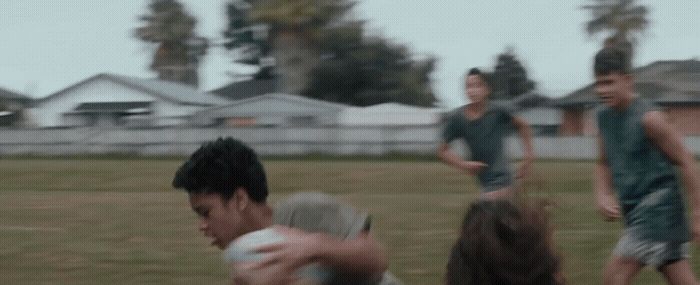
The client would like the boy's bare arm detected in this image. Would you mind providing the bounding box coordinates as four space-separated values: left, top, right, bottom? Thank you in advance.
254 227 388 280
437 143 487 176
643 111 700 241
594 135 621 220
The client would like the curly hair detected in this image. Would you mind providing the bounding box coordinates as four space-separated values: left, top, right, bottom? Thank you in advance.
446 200 563 285
172 137 268 202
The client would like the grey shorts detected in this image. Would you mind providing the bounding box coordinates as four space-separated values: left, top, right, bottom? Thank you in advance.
613 229 690 269
481 185 509 194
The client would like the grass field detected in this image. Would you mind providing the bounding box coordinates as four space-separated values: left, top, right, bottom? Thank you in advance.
1 159 699 284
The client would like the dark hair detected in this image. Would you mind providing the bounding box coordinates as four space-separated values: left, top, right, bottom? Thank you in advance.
172 137 268 203
466 67 494 90
446 200 563 285
594 47 630 76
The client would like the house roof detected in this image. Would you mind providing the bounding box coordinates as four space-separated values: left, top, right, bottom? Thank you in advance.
487 94 557 113
554 59 700 108
349 102 445 113
210 78 278 101
654 91 700 105
38 73 230 106
0 87 32 105
511 93 554 109
221 93 348 110
194 93 350 118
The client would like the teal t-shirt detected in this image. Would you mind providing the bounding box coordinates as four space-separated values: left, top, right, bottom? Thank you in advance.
597 98 689 242
442 103 515 192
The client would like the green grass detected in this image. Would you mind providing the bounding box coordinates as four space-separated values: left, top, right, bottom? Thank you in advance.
0 159 698 284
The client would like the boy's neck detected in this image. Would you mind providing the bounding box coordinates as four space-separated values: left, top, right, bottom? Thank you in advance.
466 100 488 117
248 203 274 230
614 91 635 112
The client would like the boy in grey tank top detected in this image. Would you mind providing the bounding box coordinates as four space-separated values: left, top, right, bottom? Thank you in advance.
438 68 534 199
593 48 700 284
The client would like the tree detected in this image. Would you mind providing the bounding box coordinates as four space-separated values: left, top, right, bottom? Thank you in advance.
223 0 436 106
582 0 649 65
490 47 536 100
223 0 275 79
304 28 437 107
249 0 354 40
135 0 207 87
223 0 356 93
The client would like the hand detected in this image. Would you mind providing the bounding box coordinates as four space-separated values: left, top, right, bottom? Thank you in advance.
596 194 621 221
459 161 488 176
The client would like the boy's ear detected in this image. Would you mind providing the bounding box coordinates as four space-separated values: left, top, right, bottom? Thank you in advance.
231 187 250 212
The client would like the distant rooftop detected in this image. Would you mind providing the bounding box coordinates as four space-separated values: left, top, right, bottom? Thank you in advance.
39 73 230 106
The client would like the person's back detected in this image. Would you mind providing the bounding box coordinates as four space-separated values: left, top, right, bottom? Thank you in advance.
445 200 563 285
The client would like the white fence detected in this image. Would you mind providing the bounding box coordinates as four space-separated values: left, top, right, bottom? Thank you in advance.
1 127 699 159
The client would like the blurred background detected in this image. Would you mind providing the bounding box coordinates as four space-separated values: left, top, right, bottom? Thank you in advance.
0 0 699 284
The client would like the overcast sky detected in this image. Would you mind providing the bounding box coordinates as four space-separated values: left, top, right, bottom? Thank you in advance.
1 0 698 107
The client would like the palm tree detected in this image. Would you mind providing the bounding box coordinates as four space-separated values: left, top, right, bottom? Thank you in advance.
135 0 207 87
249 0 353 40
582 0 649 66
242 0 355 93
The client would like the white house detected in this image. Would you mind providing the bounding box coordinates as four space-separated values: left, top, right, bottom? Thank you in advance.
0 87 32 127
509 94 562 136
339 103 445 126
190 93 349 127
30 73 230 127
515 107 562 136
